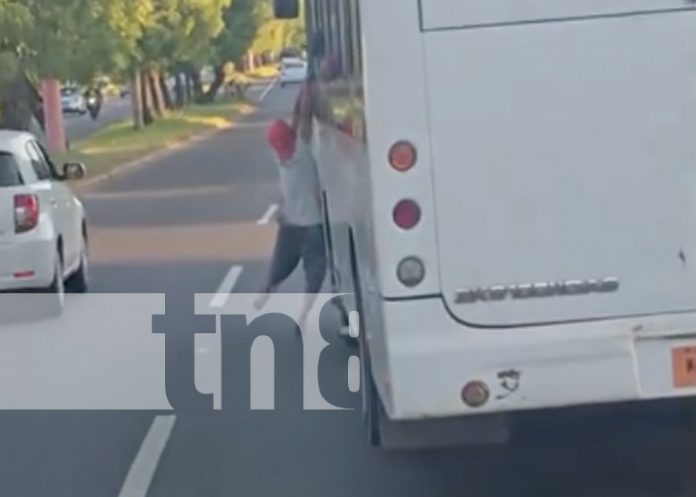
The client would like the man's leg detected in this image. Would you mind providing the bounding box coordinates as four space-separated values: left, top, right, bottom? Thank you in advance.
254 224 302 310
298 225 328 327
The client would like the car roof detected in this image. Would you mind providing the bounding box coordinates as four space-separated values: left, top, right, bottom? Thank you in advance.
0 130 33 153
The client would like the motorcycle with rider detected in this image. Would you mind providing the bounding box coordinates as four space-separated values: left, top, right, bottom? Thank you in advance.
85 87 103 120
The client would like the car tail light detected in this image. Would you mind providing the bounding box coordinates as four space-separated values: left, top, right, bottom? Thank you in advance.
13 271 35 279
14 194 39 234
393 199 421 230
397 257 425 287
388 141 417 172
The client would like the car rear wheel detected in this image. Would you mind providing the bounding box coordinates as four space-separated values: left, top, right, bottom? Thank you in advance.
66 237 89 293
44 251 66 315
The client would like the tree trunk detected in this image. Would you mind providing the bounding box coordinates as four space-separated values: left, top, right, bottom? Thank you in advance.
140 70 154 126
202 64 225 103
174 72 185 108
187 67 203 101
184 71 192 102
130 70 144 130
41 79 66 153
159 72 173 110
148 69 164 117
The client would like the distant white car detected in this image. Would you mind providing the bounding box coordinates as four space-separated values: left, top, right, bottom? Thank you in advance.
279 58 308 87
60 87 86 115
0 131 89 309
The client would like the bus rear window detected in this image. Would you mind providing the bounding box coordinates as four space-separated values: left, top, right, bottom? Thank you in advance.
0 153 23 187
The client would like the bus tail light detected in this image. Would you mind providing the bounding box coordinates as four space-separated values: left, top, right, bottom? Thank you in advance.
393 199 421 230
14 194 39 234
397 257 425 287
461 381 490 408
389 141 417 172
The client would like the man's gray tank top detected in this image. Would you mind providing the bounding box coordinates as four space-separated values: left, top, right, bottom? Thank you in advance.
277 141 322 226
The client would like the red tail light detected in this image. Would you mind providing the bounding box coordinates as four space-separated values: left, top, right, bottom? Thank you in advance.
389 141 417 172
13 271 35 279
393 199 421 230
14 194 39 234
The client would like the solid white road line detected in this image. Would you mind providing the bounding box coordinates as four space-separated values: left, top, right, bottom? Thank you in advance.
210 265 244 308
259 78 277 102
257 204 279 225
117 415 176 497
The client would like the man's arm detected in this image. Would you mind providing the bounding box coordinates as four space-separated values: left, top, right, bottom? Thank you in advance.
292 81 314 143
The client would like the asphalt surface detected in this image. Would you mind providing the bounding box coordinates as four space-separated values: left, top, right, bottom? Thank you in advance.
64 96 133 143
1 82 696 497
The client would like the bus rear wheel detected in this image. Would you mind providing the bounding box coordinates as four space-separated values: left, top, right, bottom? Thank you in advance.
359 324 382 447
351 237 382 446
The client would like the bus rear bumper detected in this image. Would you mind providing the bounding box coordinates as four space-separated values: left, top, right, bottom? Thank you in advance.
379 298 696 421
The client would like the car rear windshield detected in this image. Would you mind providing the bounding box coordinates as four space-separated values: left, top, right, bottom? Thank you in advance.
284 62 305 69
0 152 23 187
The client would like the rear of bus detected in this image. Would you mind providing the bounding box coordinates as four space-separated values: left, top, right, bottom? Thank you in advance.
361 0 696 422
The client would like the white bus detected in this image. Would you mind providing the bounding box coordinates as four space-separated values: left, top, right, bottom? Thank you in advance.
275 0 696 447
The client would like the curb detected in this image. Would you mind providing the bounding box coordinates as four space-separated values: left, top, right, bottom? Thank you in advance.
74 104 257 194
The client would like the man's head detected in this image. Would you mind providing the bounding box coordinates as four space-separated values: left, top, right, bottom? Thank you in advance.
267 119 297 162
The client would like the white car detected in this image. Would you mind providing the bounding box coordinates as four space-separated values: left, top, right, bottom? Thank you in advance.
0 131 89 309
279 58 307 87
60 87 87 115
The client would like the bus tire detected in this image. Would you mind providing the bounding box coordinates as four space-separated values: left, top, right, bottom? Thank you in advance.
351 235 382 446
360 325 382 447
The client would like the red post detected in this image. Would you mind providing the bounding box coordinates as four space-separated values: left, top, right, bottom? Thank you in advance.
41 79 66 153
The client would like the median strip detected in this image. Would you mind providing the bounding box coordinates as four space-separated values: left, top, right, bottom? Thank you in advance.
58 98 255 191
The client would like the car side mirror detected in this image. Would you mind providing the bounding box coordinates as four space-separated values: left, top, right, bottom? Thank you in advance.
273 0 299 18
63 162 86 181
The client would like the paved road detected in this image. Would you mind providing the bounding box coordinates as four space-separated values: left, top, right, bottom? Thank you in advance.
1 81 696 497
64 96 132 143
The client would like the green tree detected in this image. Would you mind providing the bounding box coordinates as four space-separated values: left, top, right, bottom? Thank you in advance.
134 0 229 115
283 15 305 49
15 0 143 81
1 0 140 137
250 0 305 57
0 0 32 57
18 0 156 138
203 0 263 100
0 0 249 132
214 0 260 66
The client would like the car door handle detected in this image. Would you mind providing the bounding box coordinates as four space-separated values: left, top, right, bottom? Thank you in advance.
50 198 59 208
